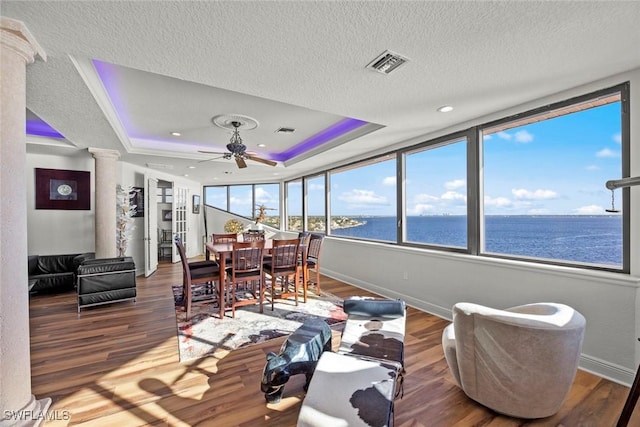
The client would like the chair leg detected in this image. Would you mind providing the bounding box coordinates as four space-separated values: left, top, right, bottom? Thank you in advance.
617 363 640 427
315 269 321 296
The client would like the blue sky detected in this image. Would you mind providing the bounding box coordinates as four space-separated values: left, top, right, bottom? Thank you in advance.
326 102 622 216
208 101 622 217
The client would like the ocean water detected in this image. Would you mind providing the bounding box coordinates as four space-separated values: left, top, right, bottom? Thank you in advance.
330 215 623 267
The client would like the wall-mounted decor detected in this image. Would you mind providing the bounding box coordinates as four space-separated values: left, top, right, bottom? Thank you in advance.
130 187 144 217
35 168 90 210
162 209 172 221
192 194 201 214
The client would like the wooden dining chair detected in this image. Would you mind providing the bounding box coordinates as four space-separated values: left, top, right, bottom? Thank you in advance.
225 240 265 318
263 238 302 310
297 232 311 302
175 237 220 321
304 233 324 296
211 233 238 264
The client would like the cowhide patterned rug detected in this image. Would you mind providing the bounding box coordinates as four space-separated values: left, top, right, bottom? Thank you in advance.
172 284 347 362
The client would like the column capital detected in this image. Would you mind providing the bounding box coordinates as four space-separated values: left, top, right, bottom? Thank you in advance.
1 17 46 64
89 147 121 160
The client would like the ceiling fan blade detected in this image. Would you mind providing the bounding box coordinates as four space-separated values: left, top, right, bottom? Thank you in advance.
198 150 226 155
198 155 224 163
235 156 247 168
247 155 277 167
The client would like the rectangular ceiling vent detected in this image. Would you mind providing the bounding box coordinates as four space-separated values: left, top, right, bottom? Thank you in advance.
146 162 174 170
366 50 409 75
275 127 296 134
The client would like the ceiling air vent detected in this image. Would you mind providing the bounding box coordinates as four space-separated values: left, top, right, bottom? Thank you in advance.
366 50 409 75
146 162 174 170
275 127 296 134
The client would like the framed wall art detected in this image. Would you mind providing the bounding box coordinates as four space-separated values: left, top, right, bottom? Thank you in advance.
130 187 144 217
192 194 201 214
162 209 172 222
35 168 91 210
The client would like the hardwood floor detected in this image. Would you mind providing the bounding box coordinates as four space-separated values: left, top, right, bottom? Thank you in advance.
28 260 633 426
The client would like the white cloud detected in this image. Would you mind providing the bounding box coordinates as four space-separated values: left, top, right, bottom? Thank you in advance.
441 191 466 202
483 134 493 140
596 148 619 158
586 165 600 171
514 130 534 143
511 188 557 200
408 203 435 215
444 179 465 190
382 176 396 186
497 131 511 140
254 187 274 204
414 193 439 203
308 183 324 191
613 133 622 144
338 189 388 205
575 205 605 215
484 196 512 207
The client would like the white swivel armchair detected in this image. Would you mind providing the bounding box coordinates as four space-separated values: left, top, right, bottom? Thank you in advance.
442 302 586 419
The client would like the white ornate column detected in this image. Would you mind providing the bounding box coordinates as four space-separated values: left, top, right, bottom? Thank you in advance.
0 18 50 427
88 148 120 258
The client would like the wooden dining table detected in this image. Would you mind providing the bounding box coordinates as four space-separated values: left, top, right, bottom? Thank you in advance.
205 239 274 319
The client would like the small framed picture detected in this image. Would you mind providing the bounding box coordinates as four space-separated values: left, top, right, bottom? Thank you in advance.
35 168 90 210
192 194 201 214
162 209 172 221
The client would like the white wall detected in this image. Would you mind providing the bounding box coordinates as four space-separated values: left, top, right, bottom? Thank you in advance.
25 152 204 277
26 151 95 255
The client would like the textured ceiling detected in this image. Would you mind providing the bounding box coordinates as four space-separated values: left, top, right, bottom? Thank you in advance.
4 1 640 184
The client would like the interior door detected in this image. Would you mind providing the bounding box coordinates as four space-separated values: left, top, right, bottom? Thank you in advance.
145 175 159 276
173 186 188 262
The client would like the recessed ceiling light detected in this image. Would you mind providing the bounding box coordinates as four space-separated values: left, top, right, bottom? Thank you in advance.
257 143 266 148
188 166 196 169
183 174 189 177
437 105 454 113
171 131 181 136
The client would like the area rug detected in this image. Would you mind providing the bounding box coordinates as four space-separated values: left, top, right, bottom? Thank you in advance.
173 284 347 362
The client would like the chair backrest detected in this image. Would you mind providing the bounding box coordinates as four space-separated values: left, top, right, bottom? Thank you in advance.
174 237 191 283
307 233 324 261
243 230 266 242
212 233 238 244
230 240 265 276
451 302 586 418
269 238 300 271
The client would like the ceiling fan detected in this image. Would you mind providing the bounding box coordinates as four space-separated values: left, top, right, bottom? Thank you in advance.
198 121 277 169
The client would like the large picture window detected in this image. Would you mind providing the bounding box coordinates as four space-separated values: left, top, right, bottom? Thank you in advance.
286 179 302 231
329 155 397 242
481 90 624 268
306 174 326 232
404 138 468 248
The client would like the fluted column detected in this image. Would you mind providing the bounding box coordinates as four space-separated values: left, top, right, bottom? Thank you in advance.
0 17 49 427
88 148 120 258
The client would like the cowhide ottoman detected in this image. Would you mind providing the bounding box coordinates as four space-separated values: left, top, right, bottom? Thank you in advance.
296 351 403 427
261 317 332 403
338 297 406 366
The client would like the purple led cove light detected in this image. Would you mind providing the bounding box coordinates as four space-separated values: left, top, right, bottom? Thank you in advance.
92 59 136 135
26 119 65 138
272 118 368 162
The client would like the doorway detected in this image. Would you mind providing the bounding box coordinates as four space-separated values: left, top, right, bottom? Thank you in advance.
157 180 173 263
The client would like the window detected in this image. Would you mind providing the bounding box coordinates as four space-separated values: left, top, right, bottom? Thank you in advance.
404 137 468 248
329 155 397 242
286 179 302 231
481 90 624 268
229 185 253 218
306 174 326 232
255 183 280 228
204 186 227 210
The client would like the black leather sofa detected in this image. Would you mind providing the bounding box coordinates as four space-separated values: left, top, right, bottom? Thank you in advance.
28 252 95 293
76 257 137 312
